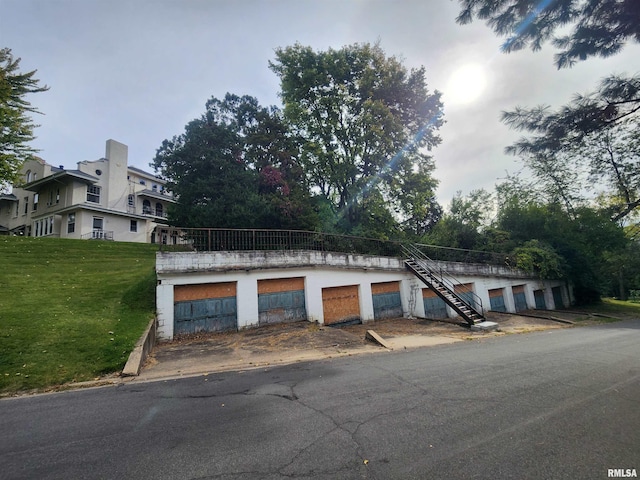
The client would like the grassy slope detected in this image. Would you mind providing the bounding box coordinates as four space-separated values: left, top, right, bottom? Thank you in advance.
0 236 157 394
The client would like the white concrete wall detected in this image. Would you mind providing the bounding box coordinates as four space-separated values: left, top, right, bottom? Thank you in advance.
155 250 570 340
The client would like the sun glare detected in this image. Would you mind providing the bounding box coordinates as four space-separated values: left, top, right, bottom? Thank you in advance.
445 63 487 105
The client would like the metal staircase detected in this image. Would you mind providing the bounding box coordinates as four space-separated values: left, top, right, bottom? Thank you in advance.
402 243 485 326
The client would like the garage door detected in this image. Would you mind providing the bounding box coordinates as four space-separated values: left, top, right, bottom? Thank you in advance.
174 282 237 335
512 285 528 312
552 286 564 309
322 285 360 325
534 289 547 309
258 277 306 325
372 281 402 320
489 288 507 312
454 283 476 308
423 288 448 319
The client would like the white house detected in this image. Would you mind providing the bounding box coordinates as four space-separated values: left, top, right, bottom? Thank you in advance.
0 139 174 243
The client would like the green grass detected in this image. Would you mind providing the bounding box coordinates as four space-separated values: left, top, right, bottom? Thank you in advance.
0 236 158 395
594 298 640 317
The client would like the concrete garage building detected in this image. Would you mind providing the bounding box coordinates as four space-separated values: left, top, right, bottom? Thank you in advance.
155 246 571 341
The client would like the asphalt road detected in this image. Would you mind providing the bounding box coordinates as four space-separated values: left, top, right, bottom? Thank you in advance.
1 320 639 480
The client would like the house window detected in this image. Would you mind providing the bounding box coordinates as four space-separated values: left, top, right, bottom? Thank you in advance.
127 194 134 207
139 180 146 186
155 203 163 217
56 189 60 204
152 184 158 191
93 217 103 230
130 220 137 232
32 193 39 211
26 171 32 182
23 197 28 215
142 199 151 214
67 213 75 234
87 185 101 203
14 201 19 217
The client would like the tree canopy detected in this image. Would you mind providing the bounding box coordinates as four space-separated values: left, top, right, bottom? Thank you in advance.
270 42 443 236
503 75 640 221
152 94 317 230
0 48 49 187
457 0 640 69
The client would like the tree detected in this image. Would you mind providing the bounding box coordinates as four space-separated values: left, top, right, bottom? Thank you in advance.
0 48 49 187
457 1 640 220
456 0 640 69
425 190 493 250
503 79 640 221
152 94 318 229
269 42 444 236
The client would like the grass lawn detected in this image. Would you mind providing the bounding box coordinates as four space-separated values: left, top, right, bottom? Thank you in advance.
0 236 157 395
577 298 640 320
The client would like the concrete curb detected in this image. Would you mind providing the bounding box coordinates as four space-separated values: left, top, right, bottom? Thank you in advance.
122 318 157 376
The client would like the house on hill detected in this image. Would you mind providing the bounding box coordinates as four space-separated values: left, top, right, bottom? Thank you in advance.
0 139 174 243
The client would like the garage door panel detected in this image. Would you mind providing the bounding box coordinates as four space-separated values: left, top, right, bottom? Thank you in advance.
322 285 360 325
174 296 237 335
258 289 306 326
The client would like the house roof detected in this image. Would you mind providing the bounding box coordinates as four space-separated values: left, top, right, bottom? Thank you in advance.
128 165 165 181
21 170 98 191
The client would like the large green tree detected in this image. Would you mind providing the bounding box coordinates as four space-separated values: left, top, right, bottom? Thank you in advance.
152 94 317 229
0 48 49 187
269 42 443 236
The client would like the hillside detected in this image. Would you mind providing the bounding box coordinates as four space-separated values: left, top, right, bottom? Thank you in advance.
0 236 158 395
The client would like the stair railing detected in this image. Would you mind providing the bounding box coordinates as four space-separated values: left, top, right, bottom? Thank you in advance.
402 243 484 316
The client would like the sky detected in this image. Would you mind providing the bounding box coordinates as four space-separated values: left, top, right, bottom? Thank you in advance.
2 0 639 206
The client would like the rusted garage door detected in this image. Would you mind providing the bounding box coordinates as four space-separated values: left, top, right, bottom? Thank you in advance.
489 288 507 312
173 282 237 335
423 288 448 319
258 277 306 325
454 283 476 308
371 281 402 320
322 285 360 325
512 285 528 312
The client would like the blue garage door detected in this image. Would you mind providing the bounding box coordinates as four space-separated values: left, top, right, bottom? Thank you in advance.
373 292 402 320
534 290 547 309
423 289 448 319
174 297 237 335
489 288 506 312
258 290 306 325
512 285 528 312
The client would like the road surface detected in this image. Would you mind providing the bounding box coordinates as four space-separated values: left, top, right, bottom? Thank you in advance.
1 320 638 479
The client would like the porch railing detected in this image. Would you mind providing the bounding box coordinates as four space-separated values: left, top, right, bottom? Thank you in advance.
82 230 114 241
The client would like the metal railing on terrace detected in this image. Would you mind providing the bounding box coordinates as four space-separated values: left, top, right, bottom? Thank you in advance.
156 228 510 267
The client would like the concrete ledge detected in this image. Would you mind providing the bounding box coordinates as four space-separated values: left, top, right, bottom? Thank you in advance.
366 330 393 350
122 318 157 376
470 321 499 332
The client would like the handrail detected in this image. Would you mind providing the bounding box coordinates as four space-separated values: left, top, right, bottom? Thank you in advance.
402 243 484 315
155 227 509 268
81 230 114 240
